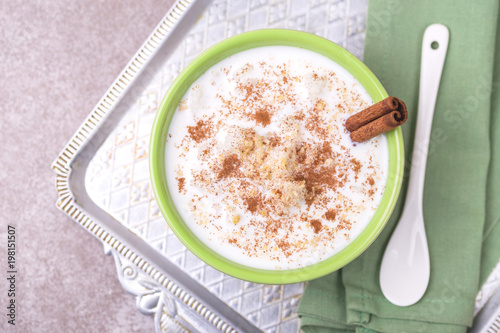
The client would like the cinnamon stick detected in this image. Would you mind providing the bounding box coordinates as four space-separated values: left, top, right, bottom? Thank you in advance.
346 96 407 142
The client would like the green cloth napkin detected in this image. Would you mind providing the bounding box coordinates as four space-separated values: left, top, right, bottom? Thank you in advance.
298 1 500 332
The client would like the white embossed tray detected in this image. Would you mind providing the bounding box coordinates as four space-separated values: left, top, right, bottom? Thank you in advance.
52 0 500 332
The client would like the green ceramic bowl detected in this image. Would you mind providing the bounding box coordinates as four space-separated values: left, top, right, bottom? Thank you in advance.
150 29 404 284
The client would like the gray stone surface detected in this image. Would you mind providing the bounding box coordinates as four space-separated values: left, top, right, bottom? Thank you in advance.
1 1 175 331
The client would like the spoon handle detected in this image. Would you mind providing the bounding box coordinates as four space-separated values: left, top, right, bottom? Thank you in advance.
405 24 449 211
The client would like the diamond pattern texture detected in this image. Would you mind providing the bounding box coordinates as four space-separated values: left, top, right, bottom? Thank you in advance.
85 0 369 331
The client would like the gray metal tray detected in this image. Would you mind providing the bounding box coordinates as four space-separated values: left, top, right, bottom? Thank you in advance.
52 0 500 332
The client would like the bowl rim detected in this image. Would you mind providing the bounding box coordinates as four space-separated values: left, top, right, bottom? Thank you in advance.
150 29 404 284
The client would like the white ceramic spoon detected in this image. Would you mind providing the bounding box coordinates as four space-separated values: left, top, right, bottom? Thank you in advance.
379 24 449 307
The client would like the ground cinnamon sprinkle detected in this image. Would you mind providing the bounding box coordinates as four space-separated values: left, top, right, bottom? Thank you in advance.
351 158 361 173
218 154 242 180
294 162 338 204
306 113 328 139
310 220 322 233
278 240 291 252
291 141 341 205
176 177 185 192
243 194 263 213
187 119 213 143
324 210 336 221
253 108 272 126
266 220 282 234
